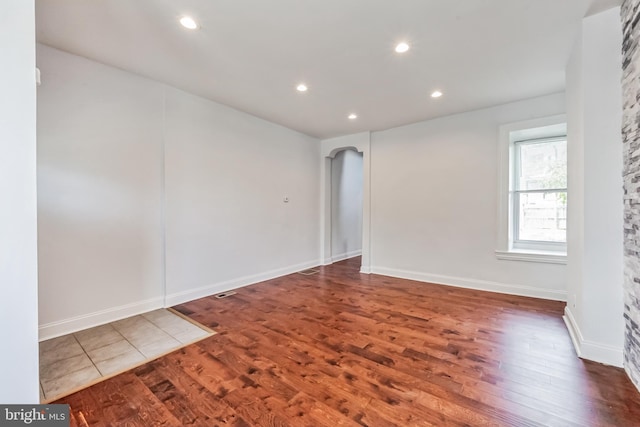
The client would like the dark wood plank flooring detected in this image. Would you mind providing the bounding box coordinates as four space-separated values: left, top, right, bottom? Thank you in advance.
57 257 640 426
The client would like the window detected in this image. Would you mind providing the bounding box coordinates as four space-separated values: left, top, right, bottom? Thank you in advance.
513 137 567 249
496 115 567 264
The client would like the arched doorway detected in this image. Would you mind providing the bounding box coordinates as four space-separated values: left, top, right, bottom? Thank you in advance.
330 149 363 262
320 132 371 273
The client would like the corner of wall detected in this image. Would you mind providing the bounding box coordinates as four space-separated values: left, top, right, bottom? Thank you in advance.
564 306 624 367
565 0 627 374
621 0 640 391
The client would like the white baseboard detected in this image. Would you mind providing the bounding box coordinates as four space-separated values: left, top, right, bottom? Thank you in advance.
360 266 371 274
39 296 164 342
331 250 362 263
164 259 320 307
370 266 567 301
563 307 623 367
39 260 321 341
562 307 582 358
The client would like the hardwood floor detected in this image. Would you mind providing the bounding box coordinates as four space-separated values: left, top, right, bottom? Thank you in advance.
57 257 640 426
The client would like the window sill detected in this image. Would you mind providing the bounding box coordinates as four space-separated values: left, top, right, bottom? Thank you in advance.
495 249 567 265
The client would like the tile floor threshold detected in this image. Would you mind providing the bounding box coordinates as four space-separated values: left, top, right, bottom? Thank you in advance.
39 308 216 403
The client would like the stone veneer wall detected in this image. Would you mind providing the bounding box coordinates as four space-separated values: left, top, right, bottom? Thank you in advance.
622 0 640 391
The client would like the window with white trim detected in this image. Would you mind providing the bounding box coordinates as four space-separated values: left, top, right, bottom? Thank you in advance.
512 136 567 251
496 115 567 264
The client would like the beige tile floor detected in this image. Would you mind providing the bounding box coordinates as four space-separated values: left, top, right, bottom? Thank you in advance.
39 309 215 402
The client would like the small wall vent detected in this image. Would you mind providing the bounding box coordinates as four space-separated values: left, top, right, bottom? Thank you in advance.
214 291 236 299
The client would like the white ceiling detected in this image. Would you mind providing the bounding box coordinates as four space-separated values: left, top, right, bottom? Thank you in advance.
36 0 610 139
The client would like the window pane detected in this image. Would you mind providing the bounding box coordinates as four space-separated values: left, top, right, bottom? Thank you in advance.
517 139 567 191
517 191 567 242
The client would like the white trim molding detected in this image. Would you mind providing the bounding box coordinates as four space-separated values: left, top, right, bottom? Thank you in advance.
331 250 362 263
164 259 320 307
371 266 567 301
495 250 566 264
39 296 164 341
563 306 623 367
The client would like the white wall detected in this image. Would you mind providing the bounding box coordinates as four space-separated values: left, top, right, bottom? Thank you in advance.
163 86 320 305
37 45 165 339
564 7 624 367
0 0 40 403
36 45 321 336
566 24 586 339
370 93 568 300
331 149 363 261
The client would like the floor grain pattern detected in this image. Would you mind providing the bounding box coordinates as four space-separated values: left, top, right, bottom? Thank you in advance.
57 258 640 426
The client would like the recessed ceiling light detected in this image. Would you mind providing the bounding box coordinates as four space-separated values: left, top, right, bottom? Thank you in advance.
395 42 410 53
296 83 308 92
431 90 443 98
348 114 358 120
179 16 198 30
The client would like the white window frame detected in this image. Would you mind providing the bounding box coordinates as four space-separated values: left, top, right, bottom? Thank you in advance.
496 115 567 264
512 136 567 251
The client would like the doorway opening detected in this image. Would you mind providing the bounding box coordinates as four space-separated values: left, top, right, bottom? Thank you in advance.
320 132 371 273
330 149 363 263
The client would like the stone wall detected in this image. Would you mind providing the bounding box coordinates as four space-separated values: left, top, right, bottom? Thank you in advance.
622 0 640 391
